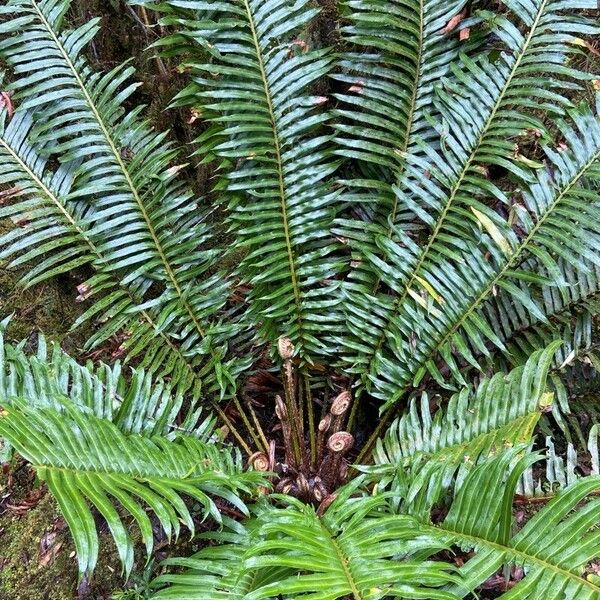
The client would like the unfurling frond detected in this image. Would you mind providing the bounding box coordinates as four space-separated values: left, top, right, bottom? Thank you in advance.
0 332 264 578
136 0 343 361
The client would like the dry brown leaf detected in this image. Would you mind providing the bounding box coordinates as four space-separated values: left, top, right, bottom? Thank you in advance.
442 10 466 34
0 92 14 119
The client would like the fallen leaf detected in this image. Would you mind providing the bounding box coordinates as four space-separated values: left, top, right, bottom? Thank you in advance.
39 530 63 567
165 163 188 177
0 92 14 119
292 38 309 53
188 109 201 124
443 10 466 34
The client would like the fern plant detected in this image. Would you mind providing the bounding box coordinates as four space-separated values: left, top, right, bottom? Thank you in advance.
0 0 599 597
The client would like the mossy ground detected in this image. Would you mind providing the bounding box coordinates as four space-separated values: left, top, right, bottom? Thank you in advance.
0 481 124 600
0 224 89 353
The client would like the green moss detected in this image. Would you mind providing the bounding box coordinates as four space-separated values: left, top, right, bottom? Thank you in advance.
0 222 92 353
0 493 78 600
0 465 150 600
0 497 134 600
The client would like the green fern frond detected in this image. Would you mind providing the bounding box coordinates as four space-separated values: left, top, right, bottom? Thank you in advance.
0 0 241 396
335 0 468 221
428 451 600 599
0 399 261 578
0 104 252 412
0 109 184 391
518 426 599 498
0 324 215 439
152 485 461 599
0 110 94 285
363 345 559 515
373 100 600 410
151 516 290 599
137 0 343 360
338 0 600 405
0 336 265 578
153 541 261 599
152 452 600 599
483 259 600 367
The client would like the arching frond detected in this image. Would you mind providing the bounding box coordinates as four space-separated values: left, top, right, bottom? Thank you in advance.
338 0 600 406
363 345 559 515
152 486 461 600
0 108 202 397
151 509 291 599
0 110 94 285
484 259 600 369
152 453 600 599
0 324 215 439
0 0 241 396
427 452 600 599
0 334 265 578
334 0 468 221
374 101 600 410
136 0 343 360
0 399 262 578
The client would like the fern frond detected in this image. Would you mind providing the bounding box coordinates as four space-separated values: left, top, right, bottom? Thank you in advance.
363 345 559 515
244 493 460 599
0 400 261 577
138 0 343 360
153 452 600 599
153 538 260 599
425 451 600 599
0 324 215 439
483 259 600 368
338 0 600 404
0 337 265 578
0 106 255 430
0 109 171 382
152 486 461 599
518 426 600 498
0 0 240 395
0 111 94 284
374 101 600 409
151 515 290 599
335 0 468 221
